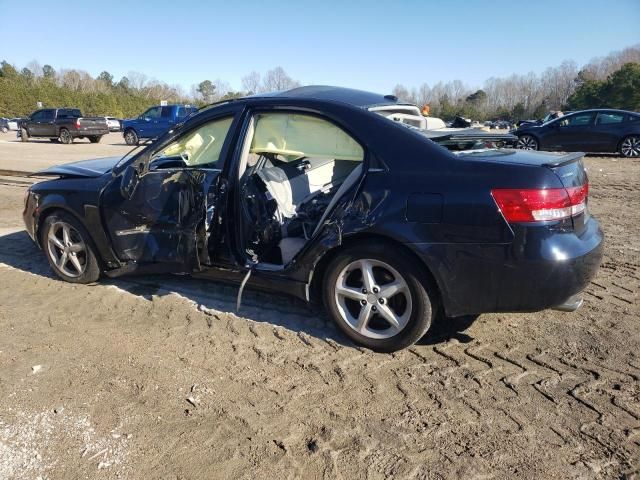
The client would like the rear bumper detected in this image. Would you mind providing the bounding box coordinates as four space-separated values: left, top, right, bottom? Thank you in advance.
411 216 604 317
71 128 108 137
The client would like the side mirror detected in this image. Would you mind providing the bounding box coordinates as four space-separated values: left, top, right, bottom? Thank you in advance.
120 165 140 199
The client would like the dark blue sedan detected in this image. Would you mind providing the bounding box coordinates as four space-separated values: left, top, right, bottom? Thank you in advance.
515 109 640 157
22 86 604 351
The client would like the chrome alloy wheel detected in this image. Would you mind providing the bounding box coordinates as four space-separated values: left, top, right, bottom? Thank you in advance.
621 136 640 157
334 259 412 339
517 135 538 150
46 221 87 278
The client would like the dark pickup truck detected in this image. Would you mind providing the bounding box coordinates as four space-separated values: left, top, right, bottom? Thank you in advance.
19 108 109 144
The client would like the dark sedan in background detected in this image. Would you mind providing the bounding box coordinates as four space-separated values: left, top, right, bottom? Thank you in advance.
515 109 640 157
22 86 603 351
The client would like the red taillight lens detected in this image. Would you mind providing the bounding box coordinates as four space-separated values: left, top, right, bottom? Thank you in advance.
75 118 81 129
491 184 588 223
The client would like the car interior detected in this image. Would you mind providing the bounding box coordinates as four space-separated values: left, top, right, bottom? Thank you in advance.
236 112 365 267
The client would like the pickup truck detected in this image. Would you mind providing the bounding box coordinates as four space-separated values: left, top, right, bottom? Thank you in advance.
19 108 109 144
121 104 198 145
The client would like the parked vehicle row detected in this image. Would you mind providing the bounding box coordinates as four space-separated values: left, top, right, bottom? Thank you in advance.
514 109 640 157
23 86 603 352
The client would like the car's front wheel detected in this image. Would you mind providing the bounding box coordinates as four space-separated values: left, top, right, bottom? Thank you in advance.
41 212 101 283
1 126 7 133
517 134 539 150
20 128 29 142
620 135 640 158
59 129 73 144
323 243 434 352
124 129 138 146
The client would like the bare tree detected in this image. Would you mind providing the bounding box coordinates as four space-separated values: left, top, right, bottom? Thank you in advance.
127 71 148 91
241 71 261 94
262 67 300 92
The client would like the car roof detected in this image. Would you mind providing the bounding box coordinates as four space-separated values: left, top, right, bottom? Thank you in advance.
249 85 407 109
567 108 638 115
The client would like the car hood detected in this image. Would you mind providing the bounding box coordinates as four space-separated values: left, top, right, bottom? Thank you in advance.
35 156 120 178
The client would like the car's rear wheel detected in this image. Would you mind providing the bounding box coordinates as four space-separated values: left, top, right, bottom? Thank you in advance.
124 129 138 146
517 134 538 150
49 138 59 143
620 135 640 158
323 243 433 352
59 129 73 144
41 212 100 284
20 128 29 142
89 136 102 143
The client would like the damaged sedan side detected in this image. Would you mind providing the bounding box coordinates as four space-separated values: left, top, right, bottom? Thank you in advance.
23 86 603 352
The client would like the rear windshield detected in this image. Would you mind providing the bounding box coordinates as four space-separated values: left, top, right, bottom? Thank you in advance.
57 109 82 118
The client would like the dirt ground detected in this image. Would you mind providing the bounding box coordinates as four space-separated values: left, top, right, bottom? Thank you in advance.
0 152 638 479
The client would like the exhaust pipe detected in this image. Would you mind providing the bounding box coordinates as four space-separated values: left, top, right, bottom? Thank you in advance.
552 294 584 312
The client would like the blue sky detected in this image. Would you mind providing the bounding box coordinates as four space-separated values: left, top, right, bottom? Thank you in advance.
1 0 638 93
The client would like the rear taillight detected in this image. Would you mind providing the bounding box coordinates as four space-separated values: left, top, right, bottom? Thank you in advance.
75 118 81 129
491 184 588 223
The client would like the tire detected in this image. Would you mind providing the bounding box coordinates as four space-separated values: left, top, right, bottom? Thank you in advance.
59 128 73 144
124 129 138 146
40 211 101 284
516 134 538 150
20 128 29 142
323 243 434 352
49 138 59 143
1 127 7 133
619 135 640 158
89 136 102 143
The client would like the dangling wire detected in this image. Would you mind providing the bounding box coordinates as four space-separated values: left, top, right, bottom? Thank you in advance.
236 268 252 312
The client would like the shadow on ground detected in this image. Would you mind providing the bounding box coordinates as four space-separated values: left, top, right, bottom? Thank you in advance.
0 229 478 349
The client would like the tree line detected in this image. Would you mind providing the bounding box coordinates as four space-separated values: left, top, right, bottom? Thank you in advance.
1 45 638 120
392 45 639 121
0 63 300 118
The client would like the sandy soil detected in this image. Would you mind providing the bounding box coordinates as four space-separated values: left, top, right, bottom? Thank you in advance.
0 155 638 479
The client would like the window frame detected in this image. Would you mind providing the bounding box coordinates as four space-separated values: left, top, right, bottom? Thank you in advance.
234 108 369 179
558 112 595 127
146 113 238 172
142 106 161 120
596 111 625 125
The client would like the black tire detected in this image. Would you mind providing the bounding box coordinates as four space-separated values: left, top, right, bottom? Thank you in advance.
516 134 539 150
49 138 59 143
40 211 101 284
323 242 434 352
59 128 73 144
89 136 102 144
619 135 640 158
20 128 29 142
124 129 138 146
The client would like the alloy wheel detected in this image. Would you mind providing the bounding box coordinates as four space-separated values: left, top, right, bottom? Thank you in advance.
334 259 412 339
60 130 71 144
621 136 640 157
46 221 87 278
517 135 538 150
